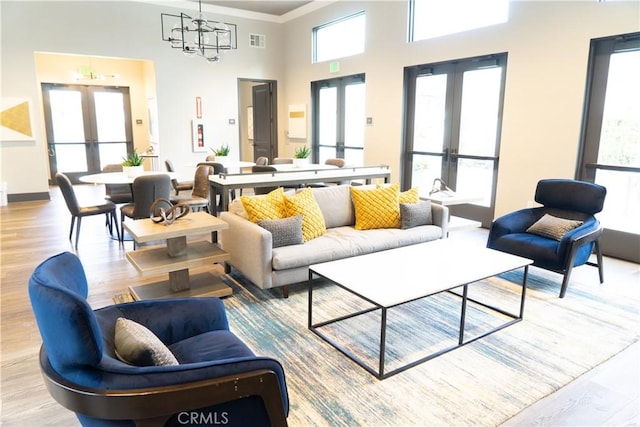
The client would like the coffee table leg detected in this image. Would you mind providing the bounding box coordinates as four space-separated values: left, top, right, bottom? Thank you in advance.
458 284 468 345
379 308 387 379
519 265 529 318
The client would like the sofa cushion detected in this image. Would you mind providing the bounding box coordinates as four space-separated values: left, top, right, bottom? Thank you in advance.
241 188 286 223
284 188 326 242
271 225 443 271
400 200 432 229
310 185 355 228
258 215 304 248
526 213 583 241
350 184 400 230
114 318 179 367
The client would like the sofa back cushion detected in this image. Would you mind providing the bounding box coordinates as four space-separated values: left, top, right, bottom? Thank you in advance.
310 185 355 228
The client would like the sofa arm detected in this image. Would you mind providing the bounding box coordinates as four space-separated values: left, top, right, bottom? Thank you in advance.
219 212 274 289
430 203 449 238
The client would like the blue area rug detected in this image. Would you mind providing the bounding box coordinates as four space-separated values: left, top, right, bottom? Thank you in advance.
221 267 639 426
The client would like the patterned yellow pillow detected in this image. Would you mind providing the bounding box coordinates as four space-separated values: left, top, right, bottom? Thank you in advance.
241 188 286 223
284 188 326 242
377 184 419 204
350 184 400 230
399 187 419 204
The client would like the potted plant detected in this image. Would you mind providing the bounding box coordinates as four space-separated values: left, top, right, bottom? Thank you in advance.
210 145 230 161
121 150 144 178
293 146 310 167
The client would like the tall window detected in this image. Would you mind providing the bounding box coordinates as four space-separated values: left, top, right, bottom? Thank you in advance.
578 32 640 262
410 0 509 42
402 54 507 227
313 12 365 63
311 74 366 165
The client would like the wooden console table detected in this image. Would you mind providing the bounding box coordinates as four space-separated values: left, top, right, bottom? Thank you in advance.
123 211 232 300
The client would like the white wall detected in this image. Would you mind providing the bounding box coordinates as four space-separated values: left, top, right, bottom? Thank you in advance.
0 1 284 195
1 1 638 218
282 0 639 216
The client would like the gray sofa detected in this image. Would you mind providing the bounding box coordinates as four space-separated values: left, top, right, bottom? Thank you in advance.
219 185 448 296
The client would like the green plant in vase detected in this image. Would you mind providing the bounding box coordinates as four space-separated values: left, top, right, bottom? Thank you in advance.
293 146 310 159
121 150 143 166
121 150 144 177
211 145 230 156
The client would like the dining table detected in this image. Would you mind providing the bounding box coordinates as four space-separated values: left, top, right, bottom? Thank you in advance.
79 171 177 185
208 165 392 212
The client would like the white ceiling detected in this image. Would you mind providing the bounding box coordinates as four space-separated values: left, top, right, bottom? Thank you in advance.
196 1 314 16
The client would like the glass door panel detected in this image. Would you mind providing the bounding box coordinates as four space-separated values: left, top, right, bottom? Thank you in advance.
344 82 365 165
318 86 337 160
413 74 447 153
594 49 640 233
458 68 502 157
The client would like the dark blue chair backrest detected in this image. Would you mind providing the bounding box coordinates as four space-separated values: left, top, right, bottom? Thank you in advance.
535 179 606 215
28 252 104 382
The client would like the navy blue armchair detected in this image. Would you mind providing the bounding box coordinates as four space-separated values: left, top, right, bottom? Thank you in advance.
29 252 289 426
487 179 606 298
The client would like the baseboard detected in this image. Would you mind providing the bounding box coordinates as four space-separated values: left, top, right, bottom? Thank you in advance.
7 192 50 203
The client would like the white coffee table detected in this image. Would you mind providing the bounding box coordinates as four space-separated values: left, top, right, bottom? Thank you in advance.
308 239 533 379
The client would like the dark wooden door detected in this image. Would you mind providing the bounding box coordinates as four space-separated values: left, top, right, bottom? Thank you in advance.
252 83 275 161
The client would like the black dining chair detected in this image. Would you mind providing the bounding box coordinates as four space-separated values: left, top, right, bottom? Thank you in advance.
251 165 280 195
101 163 133 204
120 174 171 243
55 172 121 248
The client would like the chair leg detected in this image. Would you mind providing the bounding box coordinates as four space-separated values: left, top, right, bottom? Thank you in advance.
111 210 122 243
68 217 76 242
595 239 604 283
559 265 574 299
75 217 82 249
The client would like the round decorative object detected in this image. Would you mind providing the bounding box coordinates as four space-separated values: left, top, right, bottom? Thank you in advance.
149 199 190 225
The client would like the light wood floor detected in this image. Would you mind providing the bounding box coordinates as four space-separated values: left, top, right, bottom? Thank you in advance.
1 185 638 426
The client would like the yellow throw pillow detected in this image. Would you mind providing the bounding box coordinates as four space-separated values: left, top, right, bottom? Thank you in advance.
350 184 400 230
399 187 419 204
241 188 286 223
284 188 327 242
377 184 419 204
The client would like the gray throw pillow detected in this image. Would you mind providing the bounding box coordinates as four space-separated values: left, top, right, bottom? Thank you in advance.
400 200 432 229
526 213 583 241
114 317 179 366
258 215 304 248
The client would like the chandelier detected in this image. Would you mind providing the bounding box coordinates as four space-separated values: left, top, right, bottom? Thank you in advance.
161 0 237 63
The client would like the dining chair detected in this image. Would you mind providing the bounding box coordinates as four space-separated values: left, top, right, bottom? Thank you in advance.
308 158 348 187
55 172 121 248
101 163 132 204
171 165 213 213
120 174 171 243
164 159 193 195
256 156 269 165
272 157 293 164
251 165 280 195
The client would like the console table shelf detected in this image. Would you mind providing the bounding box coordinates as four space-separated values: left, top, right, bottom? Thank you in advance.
123 212 232 300
126 241 229 277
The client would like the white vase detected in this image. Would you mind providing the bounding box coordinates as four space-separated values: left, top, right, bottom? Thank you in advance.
123 165 144 178
293 158 309 168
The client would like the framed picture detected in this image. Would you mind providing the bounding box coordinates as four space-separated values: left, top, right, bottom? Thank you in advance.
191 120 207 152
1 98 35 142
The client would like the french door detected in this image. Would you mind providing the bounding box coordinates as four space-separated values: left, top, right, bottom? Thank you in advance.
42 84 133 184
402 54 507 226
311 74 365 165
578 33 640 262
